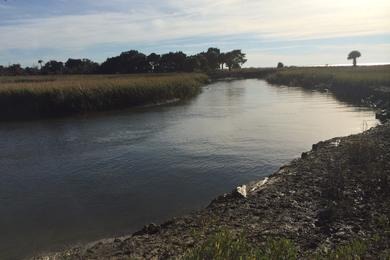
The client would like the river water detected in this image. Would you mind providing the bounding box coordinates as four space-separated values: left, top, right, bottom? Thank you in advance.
0 79 378 259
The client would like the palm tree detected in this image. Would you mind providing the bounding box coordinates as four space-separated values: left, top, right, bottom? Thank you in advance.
347 51 361 67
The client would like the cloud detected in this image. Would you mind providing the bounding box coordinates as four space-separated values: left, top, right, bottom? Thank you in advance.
0 3 11 9
0 0 389 65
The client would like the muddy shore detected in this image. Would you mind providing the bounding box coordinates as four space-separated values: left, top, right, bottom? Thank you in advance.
34 123 390 259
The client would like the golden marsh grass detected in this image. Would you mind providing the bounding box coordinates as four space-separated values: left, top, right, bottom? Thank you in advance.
0 73 208 120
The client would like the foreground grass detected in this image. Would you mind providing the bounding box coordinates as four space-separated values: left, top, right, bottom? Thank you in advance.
0 73 208 120
184 230 297 260
184 229 390 260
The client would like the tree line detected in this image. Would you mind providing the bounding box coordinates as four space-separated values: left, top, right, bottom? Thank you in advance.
0 48 247 76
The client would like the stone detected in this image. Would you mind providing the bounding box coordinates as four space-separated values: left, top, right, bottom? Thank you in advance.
234 185 247 198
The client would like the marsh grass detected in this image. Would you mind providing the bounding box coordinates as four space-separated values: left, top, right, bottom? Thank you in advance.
267 66 390 87
313 240 368 260
185 228 389 259
266 65 390 102
0 73 208 120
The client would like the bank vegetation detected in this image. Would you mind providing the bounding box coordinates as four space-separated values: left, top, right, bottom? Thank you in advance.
0 73 208 120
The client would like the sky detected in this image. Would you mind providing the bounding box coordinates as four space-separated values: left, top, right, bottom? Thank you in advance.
0 0 389 67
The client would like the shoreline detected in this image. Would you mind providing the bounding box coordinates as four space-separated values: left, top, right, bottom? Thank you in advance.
34 123 390 259
265 67 390 123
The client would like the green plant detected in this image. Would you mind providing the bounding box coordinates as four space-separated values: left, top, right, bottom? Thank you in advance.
260 238 298 260
313 240 368 260
183 230 297 260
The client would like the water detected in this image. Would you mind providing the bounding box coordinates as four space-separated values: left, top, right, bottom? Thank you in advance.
0 79 378 259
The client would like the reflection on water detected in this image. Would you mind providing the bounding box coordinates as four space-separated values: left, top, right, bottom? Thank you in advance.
0 79 377 259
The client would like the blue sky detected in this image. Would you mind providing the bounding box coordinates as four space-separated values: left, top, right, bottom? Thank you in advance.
0 0 389 67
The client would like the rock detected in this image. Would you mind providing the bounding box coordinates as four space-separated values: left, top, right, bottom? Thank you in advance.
250 177 269 192
316 209 334 226
134 223 160 236
234 185 247 198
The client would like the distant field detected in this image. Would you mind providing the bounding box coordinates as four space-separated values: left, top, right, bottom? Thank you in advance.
0 73 208 120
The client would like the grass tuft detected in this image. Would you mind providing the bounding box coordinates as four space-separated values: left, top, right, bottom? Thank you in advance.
183 230 297 260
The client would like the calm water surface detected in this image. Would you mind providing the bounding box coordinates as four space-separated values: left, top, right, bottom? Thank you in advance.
0 79 378 259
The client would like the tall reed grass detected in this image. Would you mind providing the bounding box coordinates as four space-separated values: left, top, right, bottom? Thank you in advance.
0 73 208 120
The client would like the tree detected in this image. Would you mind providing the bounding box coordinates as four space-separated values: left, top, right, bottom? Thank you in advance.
277 62 284 68
219 53 226 70
147 53 161 72
0 47 248 75
41 60 64 74
224 50 247 71
99 50 149 74
160 52 187 72
347 50 361 67
24 66 40 75
184 55 201 72
196 53 210 72
119 50 149 73
205 47 221 70
38 60 43 70
65 58 99 74
7 64 24 75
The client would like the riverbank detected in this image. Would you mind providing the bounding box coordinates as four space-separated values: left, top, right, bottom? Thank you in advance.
0 73 208 120
35 123 390 259
266 66 390 122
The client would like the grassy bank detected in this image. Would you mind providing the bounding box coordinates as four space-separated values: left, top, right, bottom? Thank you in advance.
266 66 390 120
0 73 208 120
266 65 390 92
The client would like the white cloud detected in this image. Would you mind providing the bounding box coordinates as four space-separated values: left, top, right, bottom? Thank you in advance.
0 0 389 65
